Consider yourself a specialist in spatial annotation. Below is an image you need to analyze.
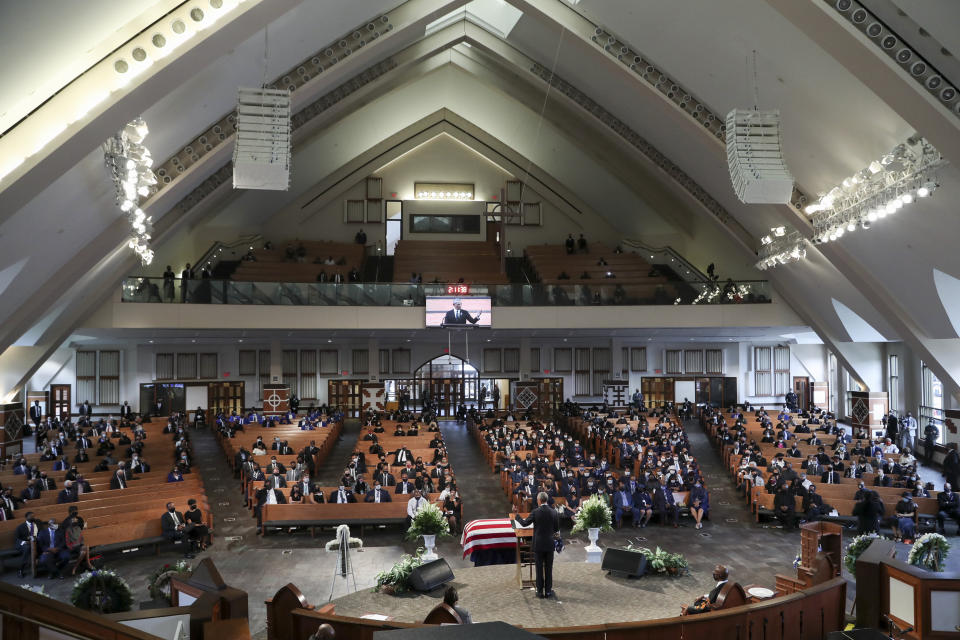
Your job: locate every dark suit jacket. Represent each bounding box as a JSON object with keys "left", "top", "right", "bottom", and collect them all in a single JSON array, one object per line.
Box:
[
  {"left": 330, "top": 489, "right": 357, "bottom": 503},
  {"left": 443, "top": 308, "right": 479, "bottom": 325},
  {"left": 255, "top": 488, "right": 287, "bottom": 507},
  {"left": 514, "top": 504, "right": 559, "bottom": 553},
  {"left": 110, "top": 475, "right": 128, "bottom": 490},
  {"left": 161, "top": 511, "right": 186, "bottom": 538},
  {"left": 364, "top": 488, "right": 392, "bottom": 502},
  {"left": 15, "top": 521, "right": 36, "bottom": 546}
]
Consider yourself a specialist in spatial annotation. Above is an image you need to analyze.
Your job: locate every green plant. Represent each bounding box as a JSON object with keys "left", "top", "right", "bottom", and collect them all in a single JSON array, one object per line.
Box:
[
  {"left": 571, "top": 494, "right": 614, "bottom": 534},
  {"left": 373, "top": 549, "right": 425, "bottom": 594},
  {"left": 71, "top": 569, "right": 133, "bottom": 613},
  {"left": 623, "top": 544, "right": 688, "bottom": 576},
  {"left": 405, "top": 503, "right": 451, "bottom": 541},
  {"left": 844, "top": 534, "right": 883, "bottom": 575},
  {"left": 147, "top": 560, "right": 192, "bottom": 603},
  {"left": 908, "top": 533, "right": 950, "bottom": 572}
]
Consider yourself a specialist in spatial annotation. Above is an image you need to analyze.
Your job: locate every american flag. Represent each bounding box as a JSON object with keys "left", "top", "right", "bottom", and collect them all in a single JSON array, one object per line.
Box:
[{"left": 461, "top": 518, "right": 517, "bottom": 558}]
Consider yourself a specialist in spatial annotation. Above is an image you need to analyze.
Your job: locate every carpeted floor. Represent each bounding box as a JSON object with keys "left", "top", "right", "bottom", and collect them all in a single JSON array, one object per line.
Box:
[{"left": 327, "top": 562, "right": 717, "bottom": 625}]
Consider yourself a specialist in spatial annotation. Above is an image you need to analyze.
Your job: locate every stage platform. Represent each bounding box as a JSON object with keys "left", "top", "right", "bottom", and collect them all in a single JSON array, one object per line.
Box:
[{"left": 329, "top": 561, "right": 718, "bottom": 627}]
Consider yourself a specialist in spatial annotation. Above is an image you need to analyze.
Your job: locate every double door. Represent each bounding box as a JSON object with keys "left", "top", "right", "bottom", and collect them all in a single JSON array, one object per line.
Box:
[{"left": 426, "top": 378, "right": 464, "bottom": 417}]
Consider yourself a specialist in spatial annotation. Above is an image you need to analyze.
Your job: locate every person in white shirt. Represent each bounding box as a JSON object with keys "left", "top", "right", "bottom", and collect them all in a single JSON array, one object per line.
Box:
[
  {"left": 883, "top": 439, "right": 900, "bottom": 455},
  {"left": 406, "top": 489, "right": 427, "bottom": 528},
  {"left": 899, "top": 449, "right": 917, "bottom": 467},
  {"left": 901, "top": 413, "right": 918, "bottom": 451}
]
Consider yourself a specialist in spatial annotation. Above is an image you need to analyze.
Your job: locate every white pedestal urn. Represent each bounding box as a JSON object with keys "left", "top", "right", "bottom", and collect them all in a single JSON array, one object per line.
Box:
[
  {"left": 585, "top": 527, "right": 602, "bottom": 563},
  {"left": 422, "top": 534, "right": 438, "bottom": 561}
]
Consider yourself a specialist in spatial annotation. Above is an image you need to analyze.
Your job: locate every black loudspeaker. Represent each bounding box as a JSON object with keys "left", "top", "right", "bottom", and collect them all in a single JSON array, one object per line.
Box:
[
  {"left": 409, "top": 558, "right": 455, "bottom": 592},
  {"left": 601, "top": 548, "right": 647, "bottom": 577}
]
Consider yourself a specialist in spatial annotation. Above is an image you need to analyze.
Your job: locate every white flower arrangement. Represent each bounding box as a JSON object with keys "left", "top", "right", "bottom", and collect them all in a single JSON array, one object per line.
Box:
[
  {"left": 325, "top": 523, "right": 363, "bottom": 551},
  {"left": 843, "top": 533, "right": 884, "bottom": 575},
  {"left": 907, "top": 533, "right": 950, "bottom": 572},
  {"left": 571, "top": 494, "right": 614, "bottom": 534}
]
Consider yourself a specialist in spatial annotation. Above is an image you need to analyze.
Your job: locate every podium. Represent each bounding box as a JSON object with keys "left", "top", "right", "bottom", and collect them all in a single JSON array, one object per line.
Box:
[
  {"left": 800, "top": 521, "right": 842, "bottom": 577},
  {"left": 514, "top": 527, "right": 535, "bottom": 589},
  {"left": 262, "top": 384, "right": 290, "bottom": 416}
]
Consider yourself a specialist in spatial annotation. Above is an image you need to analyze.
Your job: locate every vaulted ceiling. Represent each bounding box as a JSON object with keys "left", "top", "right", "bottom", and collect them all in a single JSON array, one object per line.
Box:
[{"left": 1, "top": 0, "right": 960, "bottom": 402}]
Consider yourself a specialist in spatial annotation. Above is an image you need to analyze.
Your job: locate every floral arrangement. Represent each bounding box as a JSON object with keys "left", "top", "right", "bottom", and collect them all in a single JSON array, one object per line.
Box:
[
  {"left": 571, "top": 494, "right": 614, "bottom": 534},
  {"left": 374, "top": 549, "right": 425, "bottom": 595},
  {"left": 405, "top": 503, "right": 451, "bottom": 541},
  {"left": 908, "top": 533, "right": 950, "bottom": 572},
  {"left": 326, "top": 523, "right": 363, "bottom": 551},
  {"left": 147, "top": 560, "right": 192, "bottom": 603},
  {"left": 624, "top": 544, "right": 689, "bottom": 575},
  {"left": 844, "top": 534, "right": 884, "bottom": 575},
  {"left": 793, "top": 549, "right": 802, "bottom": 569},
  {"left": 71, "top": 569, "right": 133, "bottom": 613}
]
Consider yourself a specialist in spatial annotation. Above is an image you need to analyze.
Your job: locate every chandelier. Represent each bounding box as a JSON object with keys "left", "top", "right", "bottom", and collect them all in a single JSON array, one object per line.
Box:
[{"left": 103, "top": 118, "right": 157, "bottom": 264}]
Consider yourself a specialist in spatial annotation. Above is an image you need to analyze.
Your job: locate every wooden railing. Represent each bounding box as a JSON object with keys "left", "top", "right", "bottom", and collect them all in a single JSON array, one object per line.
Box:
[{"left": 266, "top": 576, "right": 847, "bottom": 640}]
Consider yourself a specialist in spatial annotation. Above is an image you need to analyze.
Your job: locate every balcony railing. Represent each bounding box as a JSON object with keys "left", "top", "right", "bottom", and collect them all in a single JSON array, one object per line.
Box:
[{"left": 121, "top": 278, "right": 772, "bottom": 306}]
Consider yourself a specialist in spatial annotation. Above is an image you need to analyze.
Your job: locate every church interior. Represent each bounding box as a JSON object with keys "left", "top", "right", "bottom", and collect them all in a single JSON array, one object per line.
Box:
[{"left": 1, "top": 0, "right": 960, "bottom": 638}]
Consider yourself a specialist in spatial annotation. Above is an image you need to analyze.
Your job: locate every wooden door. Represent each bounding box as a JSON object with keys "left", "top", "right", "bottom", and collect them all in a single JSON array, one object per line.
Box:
[
  {"left": 328, "top": 380, "right": 362, "bottom": 417},
  {"left": 50, "top": 385, "right": 71, "bottom": 419},
  {"left": 793, "top": 377, "right": 810, "bottom": 410}
]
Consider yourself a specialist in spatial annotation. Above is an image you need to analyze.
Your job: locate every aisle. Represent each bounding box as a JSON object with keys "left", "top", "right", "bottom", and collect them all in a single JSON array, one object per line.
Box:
[{"left": 437, "top": 419, "right": 511, "bottom": 521}]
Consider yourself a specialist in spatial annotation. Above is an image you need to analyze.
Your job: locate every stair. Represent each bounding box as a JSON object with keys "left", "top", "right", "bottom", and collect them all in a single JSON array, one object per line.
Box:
[
  {"left": 506, "top": 256, "right": 538, "bottom": 284},
  {"left": 362, "top": 256, "right": 392, "bottom": 283},
  {"left": 212, "top": 260, "right": 239, "bottom": 279}
]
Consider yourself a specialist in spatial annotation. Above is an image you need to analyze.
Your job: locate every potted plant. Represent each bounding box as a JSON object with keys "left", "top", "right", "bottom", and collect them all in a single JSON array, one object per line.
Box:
[
  {"left": 374, "top": 549, "right": 425, "bottom": 595},
  {"left": 405, "top": 503, "right": 451, "bottom": 561},
  {"left": 572, "top": 494, "right": 613, "bottom": 562},
  {"left": 623, "top": 544, "right": 688, "bottom": 576}
]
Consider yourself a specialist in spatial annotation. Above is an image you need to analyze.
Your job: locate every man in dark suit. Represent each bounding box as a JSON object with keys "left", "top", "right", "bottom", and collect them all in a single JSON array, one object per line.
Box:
[
  {"left": 820, "top": 466, "right": 839, "bottom": 485},
  {"left": 936, "top": 483, "right": 960, "bottom": 534},
  {"left": 364, "top": 482, "right": 392, "bottom": 503},
  {"left": 393, "top": 447, "right": 412, "bottom": 465},
  {"left": 161, "top": 502, "right": 195, "bottom": 558},
  {"left": 254, "top": 482, "right": 287, "bottom": 526},
  {"left": 29, "top": 401, "right": 42, "bottom": 428},
  {"left": 682, "top": 565, "right": 730, "bottom": 615},
  {"left": 14, "top": 512, "right": 38, "bottom": 578},
  {"left": 79, "top": 401, "right": 92, "bottom": 418},
  {"left": 37, "top": 519, "right": 69, "bottom": 578},
  {"left": 110, "top": 469, "right": 129, "bottom": 490},
  {"left": 56, "top": 481, "right": 78, "bottom": 504},
  {"left": 120, "top": 401, "right": 133, "bottom": 420},
  {"left": 442, "top": 298, "right": 480, "bottom": 325},
  {"left": 513, "top": 492, "right": 559, "bottom": 598},
  {"left": 652, "top": 483, "right": 679, "bottom": 527},
  {"left": 331, "top": 484, "right": 357, "bottom": 504},
  {"left": 395, "top": 473, "right": 415, "bottom": 495}
]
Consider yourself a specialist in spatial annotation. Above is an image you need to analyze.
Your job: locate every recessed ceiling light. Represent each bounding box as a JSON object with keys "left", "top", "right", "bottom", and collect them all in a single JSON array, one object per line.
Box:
[
  {"left": 148, "top": 340, "right": 154, "bottom": 343},
  {"left": 238, "top": 339, "right": 243, "bottom": 343}
]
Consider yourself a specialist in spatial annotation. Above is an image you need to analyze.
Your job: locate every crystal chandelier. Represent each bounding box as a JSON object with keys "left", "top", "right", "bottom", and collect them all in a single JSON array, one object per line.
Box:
[{"left": 103, "top": 118, "right": 157, "bottom": 264}]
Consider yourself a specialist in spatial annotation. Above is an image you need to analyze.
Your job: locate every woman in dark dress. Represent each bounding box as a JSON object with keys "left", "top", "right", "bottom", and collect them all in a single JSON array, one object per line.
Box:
[
  {"left": 185, "top": 499, "right": 210, "bottom": 551},
  {"left": 63, "top": 506, "right": 95, "bottom": 575},
  {"left": 442, "top": 489, "right": 463, "bottom": 534}
]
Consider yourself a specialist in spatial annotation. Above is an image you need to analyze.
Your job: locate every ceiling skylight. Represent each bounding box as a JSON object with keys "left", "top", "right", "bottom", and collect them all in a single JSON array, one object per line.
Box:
[{"left": 426, "top": 0, "right": 523, "bottom": 38}]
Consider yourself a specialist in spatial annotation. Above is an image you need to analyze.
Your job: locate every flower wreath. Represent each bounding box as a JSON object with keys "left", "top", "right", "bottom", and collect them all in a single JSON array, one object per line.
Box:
[
  {"left": 147, "top": 560, "right": 192, "bottom": 603},
  {"left": 70, "top": 569, "right": 133, "bottom": 613},
  {"left": 843, "top": 533, "right": 884, "bottom": 575},
  {"left": 907, "top": 533, "right": 950, "bottom": 572}
]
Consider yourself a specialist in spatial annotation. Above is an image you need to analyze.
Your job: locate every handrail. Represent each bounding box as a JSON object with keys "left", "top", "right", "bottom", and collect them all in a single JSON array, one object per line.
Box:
[
  {"left": 121, "top": 278, "right": 773, "bottom": 306},
  {"left": 620, "top": 238, "right": 710, "bottom": 283},
  {"left": 193, "top": 234, "right": 264, "bottom": 275},
  {"left": 0, "top": 581, "right": 163, "bottom": 640},
  {"left": 283, "top": 577, "right": 846, "bottom": 639}
]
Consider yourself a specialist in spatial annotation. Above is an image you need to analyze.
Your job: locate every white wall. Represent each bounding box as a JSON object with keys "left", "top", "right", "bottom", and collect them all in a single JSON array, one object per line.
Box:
[{"left": 28, "top": 339, "right": 831, "bottom": 412}]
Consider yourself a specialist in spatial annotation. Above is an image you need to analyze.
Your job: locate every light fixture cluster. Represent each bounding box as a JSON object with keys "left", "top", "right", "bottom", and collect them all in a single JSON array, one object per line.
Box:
[
  {"left": 756, "top": 227, "right": 807, "bottom": 270},
  {"left": 726, "top": 109, "right": 795, "bottom": 204},
  {"left": 103, "top": 118, "right": 157, "bottom": 264},
  {"left": 804, "top": 136, "right": 946, "bottom": 244},
  {"left": 415, "top": 190, "right": 473, "bottom": 200}
]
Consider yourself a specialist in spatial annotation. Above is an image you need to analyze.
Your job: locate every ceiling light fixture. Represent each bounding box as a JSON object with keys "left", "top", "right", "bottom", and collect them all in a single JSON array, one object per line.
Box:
[{"left": 808, "top": 135, "right": 946, "bottom": 245}]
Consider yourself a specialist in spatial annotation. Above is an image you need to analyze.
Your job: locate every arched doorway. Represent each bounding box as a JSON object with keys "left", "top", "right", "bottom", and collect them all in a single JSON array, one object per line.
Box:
[{"left": 412, "top": 354, "right": 478, "bottom": 417}]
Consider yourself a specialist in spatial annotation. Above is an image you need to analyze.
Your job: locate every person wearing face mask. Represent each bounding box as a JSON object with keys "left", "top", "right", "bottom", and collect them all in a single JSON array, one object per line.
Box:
[
  {"left": 332, "top": 484, "right": 356, "bottom": 504},
  {"left": 161, "top": 502, "right": 195, "bottom": 558},
  {"left": 38, "top": 518, "right": 70, "bottom": 579},
  {"left": 894, "top": 491, "right": 919, "bottom": 543},
  {"left": 689, "top": 481, "right": 708, "bottom": 529},
  {"left": 185, "top": 499, "right": 210, "bottom": 551},
  {"left": 14, "top": 512, "right": 38, "bottom": 577},
  {"left": 442, "top": 488, "right": 462, "bottom": 534},
  {"left": 365, "top": 481, "right": 391, "bottom": 503}
]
